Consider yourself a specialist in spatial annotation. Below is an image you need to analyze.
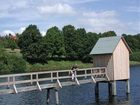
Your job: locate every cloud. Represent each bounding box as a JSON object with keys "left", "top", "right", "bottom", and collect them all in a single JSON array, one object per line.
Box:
[
  {"left": 38, "top": 3, "right": 76, "bottom": 15},
  {"left": 1, "top": 30, "right": 15, "bottom": 36},
  {"left": 19, "top": 27, "right": 26, "bottom": 34},
  {"left": 79, "top": 11, "right": 124, "bottom": 34},
  {"left": 62, "top": 0, "right": 99, "bottom": 4}
]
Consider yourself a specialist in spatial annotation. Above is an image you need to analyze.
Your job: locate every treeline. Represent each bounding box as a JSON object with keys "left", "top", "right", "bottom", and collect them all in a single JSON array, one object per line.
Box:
[
  {"left": 17, "top": 25, "right": 118, "bottom": 63},
  {"left": 0, "top": 24, "right": 140, "bottom": 63}
]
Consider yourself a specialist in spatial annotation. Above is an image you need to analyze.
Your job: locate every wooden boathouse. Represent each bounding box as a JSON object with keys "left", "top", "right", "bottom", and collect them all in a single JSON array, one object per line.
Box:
[
  {"left": 90, "top": 36, "right": 132, "bottom": 95},
  {"left": 0, "top": 36, "right": 131, "bottom": 104}
]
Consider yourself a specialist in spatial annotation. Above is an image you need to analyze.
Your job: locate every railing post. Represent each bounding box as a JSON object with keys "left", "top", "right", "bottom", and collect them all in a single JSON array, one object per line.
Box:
[
  {"left": 56, "top": 72, "right": 59, "bottom": 79},
  {"left": 30, "top": 74, "right": 33, "bottom": 85},
  {"left": 85, "top": 70, "right": 87, "bottom": 78},
  {"left": 7, "top": 76, "right": 10, "bottom": 88},
  {"left": 51, "top": 72, "right": 53, "bottom": 82},
  {"left": 13, "top": 76, "right": 18, "bottom": 94}
]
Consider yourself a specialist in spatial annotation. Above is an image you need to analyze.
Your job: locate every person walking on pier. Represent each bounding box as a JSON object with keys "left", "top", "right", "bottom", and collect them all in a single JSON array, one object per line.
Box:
[{"left": 71, "top": 64, "right": 78, "bottom": 81}]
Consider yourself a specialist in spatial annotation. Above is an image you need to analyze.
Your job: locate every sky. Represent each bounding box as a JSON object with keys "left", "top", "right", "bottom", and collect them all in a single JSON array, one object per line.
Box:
[{"left": 0, "top": 0, "right": 140, "bottom": 36}]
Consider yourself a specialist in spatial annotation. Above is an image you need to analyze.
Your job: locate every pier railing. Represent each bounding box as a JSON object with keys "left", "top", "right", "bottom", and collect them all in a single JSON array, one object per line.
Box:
[{"left": 0, "top": 67, "right": 109, "bottom": 94}]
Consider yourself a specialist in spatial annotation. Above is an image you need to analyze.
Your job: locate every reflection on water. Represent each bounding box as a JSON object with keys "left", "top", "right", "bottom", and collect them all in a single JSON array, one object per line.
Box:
[
  {"left": 0, "top": 66, "right": 140, "bottom": 105},
  {"left": 92, "top": 93, "right": 131, "bottom": 105}
]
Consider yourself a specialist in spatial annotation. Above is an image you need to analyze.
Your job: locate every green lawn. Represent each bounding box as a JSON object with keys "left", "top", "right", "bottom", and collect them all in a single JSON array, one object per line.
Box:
[
  {"left": 130, "top": 61, "right": 140, "bottom": 66},
  {"left": 27, "top": 60, "right": 93, "bottom": 72}
]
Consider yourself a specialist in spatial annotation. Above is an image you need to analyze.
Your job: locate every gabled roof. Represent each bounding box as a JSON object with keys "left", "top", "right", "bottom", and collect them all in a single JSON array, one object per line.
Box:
[{"left": 90, "top": 36, "right": 132, "bottom": 55}]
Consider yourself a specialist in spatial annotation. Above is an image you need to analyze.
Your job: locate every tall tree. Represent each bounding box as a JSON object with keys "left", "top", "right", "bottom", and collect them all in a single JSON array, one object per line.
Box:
[
  {"left": 18, "top": 25, "right": 47, "bottom": 63},
  {"left": 62, "top": 25, "right": 77, "bottom": 60},
  {"left": 44, "top": 26, "right": 65, "bottom": 58},
  {"left": 75, "top": 28, "right": 87, "bottom": 59}
]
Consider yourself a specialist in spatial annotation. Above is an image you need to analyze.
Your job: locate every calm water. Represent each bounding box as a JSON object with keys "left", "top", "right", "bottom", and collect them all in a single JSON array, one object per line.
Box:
[{"left": 0, "top": 66, "right": 140, "bottom": 105}]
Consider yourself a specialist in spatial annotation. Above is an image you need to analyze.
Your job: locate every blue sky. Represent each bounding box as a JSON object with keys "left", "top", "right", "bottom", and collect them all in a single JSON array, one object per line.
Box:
[{"left": 0, "top": 0, "right": 139, "bottom": 36}]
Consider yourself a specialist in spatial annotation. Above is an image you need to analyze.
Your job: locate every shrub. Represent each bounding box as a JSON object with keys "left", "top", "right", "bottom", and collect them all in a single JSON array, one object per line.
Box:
[
  {"left": 0, "top": 50, "right": 26, "bottom": 74},
  {"left": 82, "top": 55, "right": 93, "bottom": 63},
  {"left": 130, "top": 52, "right": 140, "bottom": 62}
]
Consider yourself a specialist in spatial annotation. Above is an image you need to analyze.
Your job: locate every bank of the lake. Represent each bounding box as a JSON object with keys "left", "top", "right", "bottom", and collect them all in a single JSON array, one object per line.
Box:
[{"left": 130, "top": 61, "right": 140, "bottom": 66}]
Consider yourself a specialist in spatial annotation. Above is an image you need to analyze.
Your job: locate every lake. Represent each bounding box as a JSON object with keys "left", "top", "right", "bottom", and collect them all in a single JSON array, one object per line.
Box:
[{"left": 0, "top": 66, "right": 140, "bottom": 105}]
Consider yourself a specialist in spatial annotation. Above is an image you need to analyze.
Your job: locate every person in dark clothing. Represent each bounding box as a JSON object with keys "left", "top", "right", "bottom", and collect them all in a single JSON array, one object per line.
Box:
[{"left": 71, "top": 64, "right": 78, "bottom": 81}]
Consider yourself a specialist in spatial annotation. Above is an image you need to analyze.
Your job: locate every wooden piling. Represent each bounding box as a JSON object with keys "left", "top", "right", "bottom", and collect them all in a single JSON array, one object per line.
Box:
[
  {"left": 47, "top": 89, "right": 50, "bottom": 104},
  {"left": 95, "top": 82, "right": 99, "bottom": 96},
  {"left": 55, "top": 89, "right": 59, "bottom": 105},
  {"left": 112, "top": 81, "right": 117, "bottom": 96},
  {"left": 126, "top": 79, "right": 130, "bottom": 94},
  {"left": 108, "top": 82, "right": 112, "bottom": 96}
]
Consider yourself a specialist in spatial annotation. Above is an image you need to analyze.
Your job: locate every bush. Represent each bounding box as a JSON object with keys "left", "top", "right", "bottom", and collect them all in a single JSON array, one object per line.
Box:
[
  {"left": 81, "top": 55, "right": 93, "bottom": 63},
  {"left": 130, "top": 52, "right": 140, "bottom": 62},
  {"left": 0, "top": 50, "right": 26, "bottom": 74}
]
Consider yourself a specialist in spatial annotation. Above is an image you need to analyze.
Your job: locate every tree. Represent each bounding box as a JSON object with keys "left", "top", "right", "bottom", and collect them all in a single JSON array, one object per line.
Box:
[
  {"left": 44, "top": 26, "right": 65, "bottom": 58},
  {"left": 18, "top": 24, "right": 48, "bottom": 63},
  {"left": 75, "top": 28, "right": 88, "bottom": 59},
  {"left": 82, "top": 32, "right": 99, "bottom": 62},
  {"left": 62, "top": 25, "right": 77, "bottom": 60},
  {"left": 101, "top": 31, "right": 117, "bottom": 37}
]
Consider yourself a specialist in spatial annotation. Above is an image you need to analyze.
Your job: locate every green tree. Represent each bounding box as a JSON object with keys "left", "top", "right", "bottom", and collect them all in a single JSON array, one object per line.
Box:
[
  {"left": 18, "top": 24, "right": 47, "bottom": 63},
  {"left": 75, "top": 28, "right": 88, "bottom": 59},
  {"left": 101, "top": 31, "right": 117, "bottom": 37},
  {"left": 62, "top": 25, "right": 77, "bottom": 60},
  {"left": 44, "top": 26, "right": 65, "bottom": 58}
]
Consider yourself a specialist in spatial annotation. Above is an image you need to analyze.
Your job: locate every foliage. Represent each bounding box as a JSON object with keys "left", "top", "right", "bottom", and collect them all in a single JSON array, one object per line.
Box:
[
  {"left": 0, "top": 49, "right": 26, "bottom": 74},
  {"left": 101, "top": 31, "right": 117, "bottom": 37},
  {"left": 44, "top": 26, "right": 65, "bottom": 57},
  {"left": 124, "top": 34, "right": 140, "bottom": 52},
  {"left": 63, "top": 25, "right": 77, "bottom": 60},
  {"left": 1, "top": 24, "right": 140, "bottom": 64},
  {"left": 130, "top": 52, "right": 140, "bottom": 62},
  {"left": 18, "top": 25, "right": 48, "bottom": 63},
  {"left": 0, "top": 35, "right": 18, "bottom": 50}
]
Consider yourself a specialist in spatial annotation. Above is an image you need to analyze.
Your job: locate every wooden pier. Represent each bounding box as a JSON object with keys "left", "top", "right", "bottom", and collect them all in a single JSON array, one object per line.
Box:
[
  {"left": 0, "top": 67, "right": 111, "bottom": 104},
  {"left": 0, "top": 67, "right": 109, "bottom": 94}
]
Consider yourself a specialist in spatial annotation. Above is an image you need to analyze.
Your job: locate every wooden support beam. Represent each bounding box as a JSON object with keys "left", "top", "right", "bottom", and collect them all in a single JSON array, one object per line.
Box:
[
  {"left": 126, "top": 79, "right": 130, "bottom": 94},
  {"left": 91, "top": 76, "right": 96, "bottom": 83},
  {"left": 57, "top": 79, "right": 62, "bottom": 88},
  {"left": 37, "top": 82, "right": 42, "bottom": 91},
  {"left": 13, "top": 84, "right": 18, "bottom": 94},
  {"left": 75, "top": 78, "right": 80, "bottom": 86}
]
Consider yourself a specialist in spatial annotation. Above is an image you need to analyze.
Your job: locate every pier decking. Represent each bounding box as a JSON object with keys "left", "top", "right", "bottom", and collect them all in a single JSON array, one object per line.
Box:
[{"left": 0, "top": 67, "right": 109, "bottom": 94}]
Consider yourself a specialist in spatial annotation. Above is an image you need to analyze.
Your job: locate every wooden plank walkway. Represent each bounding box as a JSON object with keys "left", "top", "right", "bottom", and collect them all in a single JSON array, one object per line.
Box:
[{"left": 0, "top": 67, "right": 109, "bottom": 94}]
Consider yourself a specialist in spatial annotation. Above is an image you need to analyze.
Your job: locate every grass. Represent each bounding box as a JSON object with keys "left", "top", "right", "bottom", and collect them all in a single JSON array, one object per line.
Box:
[
  {"left": 130, "top": 61, "right": 140, "bottom": 66},
  {"left": 27, "top": 60, "right": 93, "bottom": 72}
]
